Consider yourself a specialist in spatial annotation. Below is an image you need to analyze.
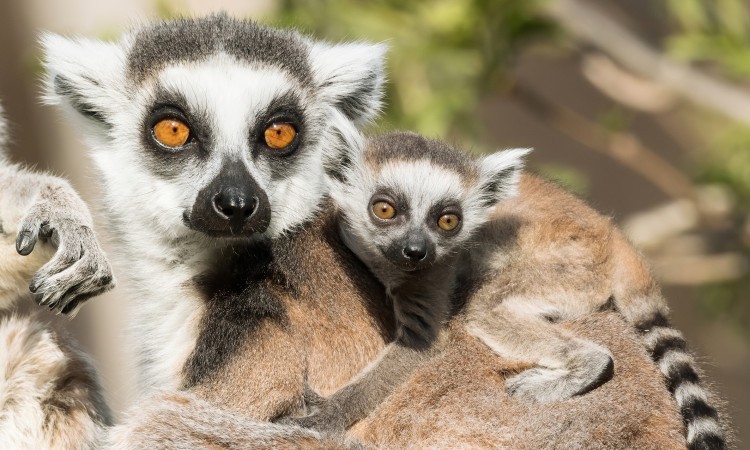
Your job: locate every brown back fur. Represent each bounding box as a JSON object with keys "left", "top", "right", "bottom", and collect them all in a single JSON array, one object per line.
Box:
[{"left": 180, "top": 177, "right": 690, "bottom": 447}]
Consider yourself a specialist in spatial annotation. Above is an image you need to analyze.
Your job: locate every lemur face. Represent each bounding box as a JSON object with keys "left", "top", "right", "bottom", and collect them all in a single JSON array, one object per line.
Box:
[
  {"left": 362, "top": 161, "right": 469, "bottom": 270},
  {"left": 334, "top": 132, "right": 530, "bottom": 274},
  {"left": 43, "top": 14, "right": 386, "bottom": 241},
  {"left": 124, "top": 54, "right": 319, "bottom": 239}
]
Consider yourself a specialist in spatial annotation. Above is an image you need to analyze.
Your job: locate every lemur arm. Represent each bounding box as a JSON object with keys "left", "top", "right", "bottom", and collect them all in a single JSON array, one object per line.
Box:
[
  {"left": 280, "top": 333, "right": 445, "bottom": 434},
  {"left": 281, "top": 272, "right": 453, "bottom": 435},
  {"left": 465, "top": 301, "right": 614, "bottom": 403}
]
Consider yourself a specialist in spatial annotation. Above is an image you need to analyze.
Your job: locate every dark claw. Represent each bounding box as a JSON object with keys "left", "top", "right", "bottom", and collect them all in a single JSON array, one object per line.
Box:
[
  {"left": 29, "top": 274, "right": 43, "bottom": 293},
  {"left": 16, "top": 230, "right": 37, "bottom": 256}
]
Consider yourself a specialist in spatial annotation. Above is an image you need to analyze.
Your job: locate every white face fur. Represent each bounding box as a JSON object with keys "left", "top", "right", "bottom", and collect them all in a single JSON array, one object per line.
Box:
[
  {"left": 41, "top": 15, "right": 386, "bottom": 252},
  {"left": 333, "top": 132, "right": 529, "bottom": 283}
]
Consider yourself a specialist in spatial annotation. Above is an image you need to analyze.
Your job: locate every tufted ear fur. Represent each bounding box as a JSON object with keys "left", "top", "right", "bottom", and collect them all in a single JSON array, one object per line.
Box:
[
  {"left": 41, "top": 33, "right": 129, "bottom": 128},
  {"left": 308, "top": 41, "right": 387, "bottom": 126},
  {"left": 321, "top": 110, "right": 367, "bottom": 186},
  {"left": 475, "top": 148, "right": 531, "bottom": 208}
]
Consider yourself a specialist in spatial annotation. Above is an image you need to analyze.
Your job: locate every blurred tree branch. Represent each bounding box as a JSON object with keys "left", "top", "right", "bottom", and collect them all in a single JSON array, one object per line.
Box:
[
  {"left": 506, "top": 80, "right": 696, "bottom": 200},
  {"left": 544, "top": 0, "right": 750, "bottom": 127}
]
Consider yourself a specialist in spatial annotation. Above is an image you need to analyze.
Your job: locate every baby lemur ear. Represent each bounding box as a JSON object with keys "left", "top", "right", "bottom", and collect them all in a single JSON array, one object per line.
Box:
[
  {"left": 41, "top": 33, "right": 128, "bottom": 127},
  {"left": 308, "top": 41, "right": 388, "bottom": 126},
  {"left": 476, "top": 148, "right": 532, "bottom": 207}
]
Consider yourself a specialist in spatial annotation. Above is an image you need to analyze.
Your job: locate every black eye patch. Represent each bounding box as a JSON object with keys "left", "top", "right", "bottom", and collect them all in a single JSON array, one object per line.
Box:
[
  {"left": 137, "top": 89, "right": 214, "bottom": 179},
  {"left": 251, "top": 92, "right": 313, "bottom": 178}
]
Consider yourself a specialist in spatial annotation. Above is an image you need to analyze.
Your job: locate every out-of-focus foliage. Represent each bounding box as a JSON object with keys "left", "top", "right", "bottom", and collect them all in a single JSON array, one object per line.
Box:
[
  {"left": 663, "top": 0, "right": 750, "bottom": 327},
  {"left": 272, "top": 0, "right": 750, "bottom": 332},
  {"left": 666, "top": 0, "right": 750, "bottom": 78},
  {"left": 274, "top": 0, "right": 555, "bottom": 141}
]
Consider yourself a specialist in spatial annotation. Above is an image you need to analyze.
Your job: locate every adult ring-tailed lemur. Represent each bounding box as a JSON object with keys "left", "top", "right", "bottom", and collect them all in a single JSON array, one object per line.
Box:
[
  {"left": 39, "top": 14, "right": 717, "bottom": 449},
  {"left": 0, "top": 101, "right": 114, "bottom": 448}
]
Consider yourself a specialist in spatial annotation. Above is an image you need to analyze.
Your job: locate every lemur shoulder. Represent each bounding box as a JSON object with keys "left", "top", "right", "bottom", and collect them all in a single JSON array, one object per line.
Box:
[
  {"left": 0, "top": 103, "right": 114, "bottom": 448},
  {"left": 42, "top": 15, "right": 700, "bottom": 449}
]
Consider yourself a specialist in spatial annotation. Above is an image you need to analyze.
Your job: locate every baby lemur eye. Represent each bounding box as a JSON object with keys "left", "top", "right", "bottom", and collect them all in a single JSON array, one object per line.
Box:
[
  {"left": 372, "top": 201, "right": 396, "bottom": 220},
  {"left": 153, "top": 118, "right": 190, "bottom": 148},
  {"left": 438, "top": 213, "right": 461, "bottom": 232},
  {"left": 264, "top": 122, "right": 297, "bottom": 150}
]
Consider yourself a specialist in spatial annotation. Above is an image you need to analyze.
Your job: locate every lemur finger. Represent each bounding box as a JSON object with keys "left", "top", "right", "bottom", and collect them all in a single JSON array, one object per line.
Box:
[
  {"left": 32, "top": 253, "right": 90, "bottom": 302},
  {"left": 59, "top": 289, "right": 104, "bottom": 316},
  {"left": 29, "top": 238, "right": 85, "bottom": 292},
  {"left": 45, "top": 278, "right": 87, "bottom": 311},
  {"left": 37, "top": 243, "right": 114, "bottom": 308},
  {"left": 60, "top": 298, "right": 81, "bottom": 316},
  {"left": 53, "top": 283, "right": 106, "bottom": 316},
  {"left": 52, "top": 266, "right": 114, "bottom": 314}
]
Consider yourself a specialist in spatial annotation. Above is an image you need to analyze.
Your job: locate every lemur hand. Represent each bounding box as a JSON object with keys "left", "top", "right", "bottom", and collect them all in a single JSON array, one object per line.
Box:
[{"left": 15, "top": 180, "right": 114, "bottom": 315}]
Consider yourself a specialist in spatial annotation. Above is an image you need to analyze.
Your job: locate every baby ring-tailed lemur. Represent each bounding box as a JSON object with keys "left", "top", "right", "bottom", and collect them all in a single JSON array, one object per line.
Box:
[
  {"left": 286, "top": 132, "right": 725, "bottom": 450},
  {"left": 280, "top": 132, "right": 528, "bottom": 432},
  {"left": 0, "top": 102, "right": 113, "bottom": 448}
]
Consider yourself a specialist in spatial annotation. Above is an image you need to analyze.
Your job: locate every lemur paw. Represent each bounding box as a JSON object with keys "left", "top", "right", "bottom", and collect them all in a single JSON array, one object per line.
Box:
[
  {"left": 15, "top": 183, "right": 115, "bottom": 315},
  {"left": 506, "top": 347, "right": 614, "bottom": 403}
]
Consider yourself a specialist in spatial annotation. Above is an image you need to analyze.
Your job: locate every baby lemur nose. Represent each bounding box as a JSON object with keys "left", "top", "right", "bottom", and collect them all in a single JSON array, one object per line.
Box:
[
  {"left": 212, "top": 188, "right": 258, "bottom": 223},
  {"left": 402, "top": 242, "right": 428, "bottom": 262}
]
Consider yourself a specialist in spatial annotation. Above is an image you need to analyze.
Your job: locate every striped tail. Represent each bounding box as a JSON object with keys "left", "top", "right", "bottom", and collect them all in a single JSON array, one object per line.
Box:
[{"left": 637, "top": 312, "right": 725, "bottom": 450}]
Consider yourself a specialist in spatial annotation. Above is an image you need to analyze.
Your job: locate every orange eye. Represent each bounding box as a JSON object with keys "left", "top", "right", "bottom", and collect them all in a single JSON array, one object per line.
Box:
[
  {"left": 153, "top": 119, "right": 190, "bottom": 148},
  {"left": 372, "top": 201, "right": 396, "bottom": 220},
  {"left": 438, "top": 214, "right": 460, "bottom": 231},
  {"left": 264, "top": 123, "right": 297, "bottom": 150}
]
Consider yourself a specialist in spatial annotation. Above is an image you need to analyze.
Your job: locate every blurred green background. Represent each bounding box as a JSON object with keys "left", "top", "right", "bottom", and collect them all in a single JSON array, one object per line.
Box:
[{"left": 0, "top": 0, "right": 747, "bottom": 445}]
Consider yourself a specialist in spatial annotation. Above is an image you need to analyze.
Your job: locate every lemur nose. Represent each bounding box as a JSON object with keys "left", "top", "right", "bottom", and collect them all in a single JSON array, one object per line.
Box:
[
  {"left": 213, "top": 188, "right": 258, "bottom": 222},
  {"left": 403, "top": 243, "right": 428, "bottom": 262}
]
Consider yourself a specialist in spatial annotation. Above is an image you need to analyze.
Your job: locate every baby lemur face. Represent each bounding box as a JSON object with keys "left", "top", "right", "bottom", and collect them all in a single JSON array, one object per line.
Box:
[
  {"left": 360, "top": 161, "right": 473, "bottom": 271},
  {"left": 334, "top": 132, "right": 529, "bottom": 281}
]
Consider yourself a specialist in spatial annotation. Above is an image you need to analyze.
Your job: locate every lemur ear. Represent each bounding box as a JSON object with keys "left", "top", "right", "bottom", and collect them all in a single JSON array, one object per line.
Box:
[
  {"left": 41, "top": 33, "right": 128, "bottom": 127},
  {"left": 476, "top": 148, "right": 531, "bottom": 207},
  {"left": 321, "top": 115, "right": 366, "bottom": 185},
  {"left": 309, "top": 41, "right": 387, "bottom": 126}
]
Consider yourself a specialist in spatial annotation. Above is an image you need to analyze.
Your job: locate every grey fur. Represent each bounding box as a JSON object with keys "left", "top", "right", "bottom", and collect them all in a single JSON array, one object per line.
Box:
[
  {"left": 127, "top": 13, "right": 313, "bottom": 86},
  {"left": 0, "top": 101, "right": 112, "bottom": 447},
  {"left": 365, "top": 131, "right": 476, "bottom": 178}
]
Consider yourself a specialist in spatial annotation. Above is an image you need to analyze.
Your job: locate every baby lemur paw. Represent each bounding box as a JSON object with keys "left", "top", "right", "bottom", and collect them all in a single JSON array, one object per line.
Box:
[
  {"left": 506, "top": 346, "right": 614, "bottom": 404},
  {"left": 15, "top": 183, "right": 115, "bottom": 315}
]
